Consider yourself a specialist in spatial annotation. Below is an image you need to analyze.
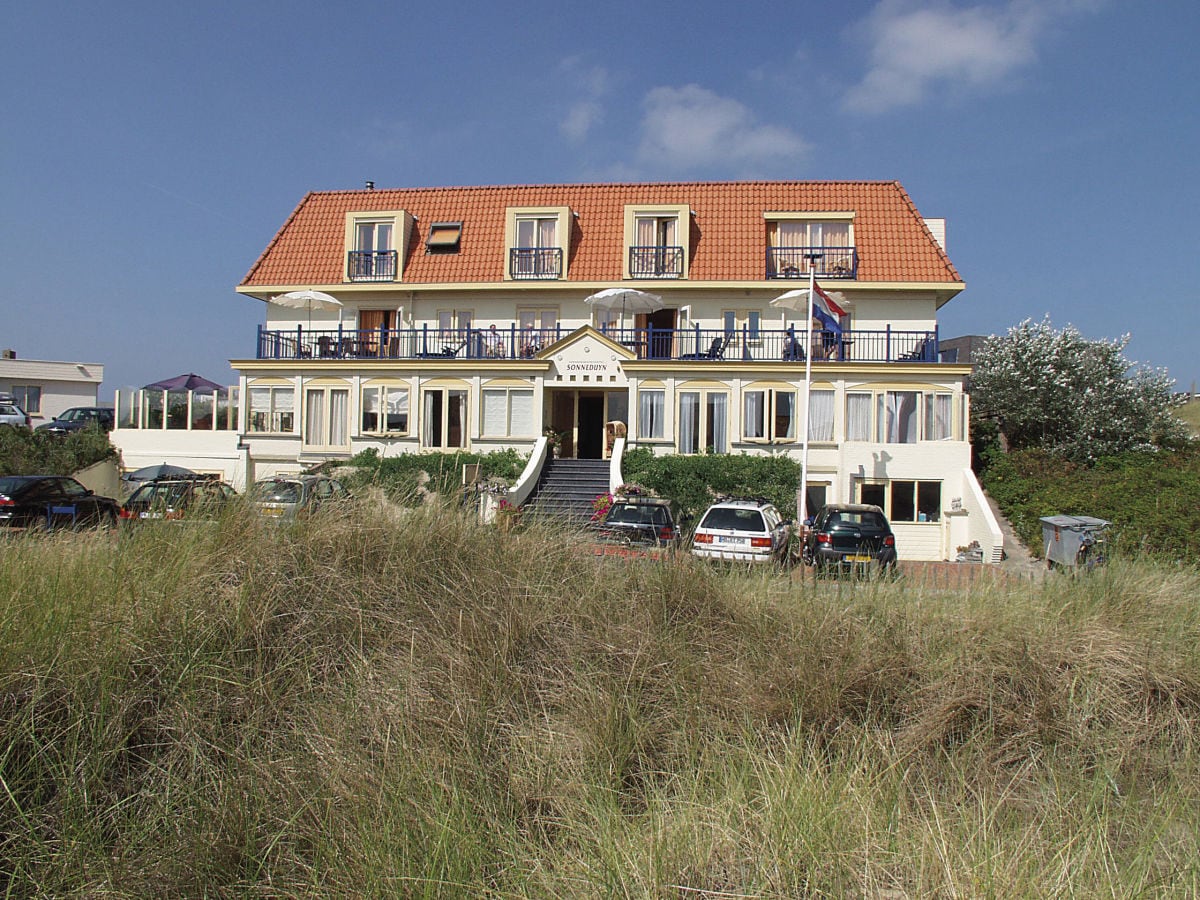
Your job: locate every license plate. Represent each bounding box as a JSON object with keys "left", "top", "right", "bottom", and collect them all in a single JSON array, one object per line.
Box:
[
  {"left": 139, "top": 511, "right": 163, "bottom": 519},
  {"left": 846, "top": 554, "right": 873, "bottom": 562},
  {"left": 717, "top": 535, "right": 745, "bottom": 545},
  {"left": 263, "top": 507, "right": 284, "bottom": 517}
]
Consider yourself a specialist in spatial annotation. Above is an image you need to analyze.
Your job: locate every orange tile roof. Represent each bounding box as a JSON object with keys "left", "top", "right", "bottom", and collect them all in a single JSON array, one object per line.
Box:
[{"left": 240, "top": 181, "right": 962, "bottom": 288}]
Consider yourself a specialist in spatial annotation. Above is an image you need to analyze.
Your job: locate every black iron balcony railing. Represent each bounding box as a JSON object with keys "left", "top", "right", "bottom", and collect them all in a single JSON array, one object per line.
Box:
[
  {"left": 256, "top": 324, "right": 937, "bottom": 364},
  {"left": 346, "top": 250, "right": 398, "bottom": 282},
  {"left": 767, "top": 246, "right": 859, "bottom": 279},
  {"left": 509, "top": 247, "right": 563, "bottom": 279},
  {"left": 629, "top": 245, "right": 684, "bottom": 278}
]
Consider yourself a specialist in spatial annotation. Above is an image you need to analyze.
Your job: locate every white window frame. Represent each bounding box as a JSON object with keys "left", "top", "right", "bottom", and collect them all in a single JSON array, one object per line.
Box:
[
  {"left": 248, "top": 385, "right": 295, "bottom": 434},
  {"left": 11, "top": 385, "right": 41, "bottom": 415},
  {"left": 361, "top": 383, "right": 410, "bottom": 435},
  {"left": 743, "top": 388, "right": 797, "bottom": 443},
  {"left": 678, "top": 389, "right": 729, "bottom": 454},
  {"left": 481, "top": 387, "right": 535, "bottom": 438},
  {"left": 637, "top": 389, "right": 666, "bottom": 441},
  {"left": 302, "top": 385, "right": 350, "bottom": 449},
  {"left": 858, "top": 479, "right": 942, "bottom": 523},
  {"left": 421, "top": 387, "right": 469, "bottom": 449}
]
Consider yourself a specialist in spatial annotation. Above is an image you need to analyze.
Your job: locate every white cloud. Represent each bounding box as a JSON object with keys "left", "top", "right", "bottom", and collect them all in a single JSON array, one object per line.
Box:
[
  {"left": 844, "top": 0, "right": 1094, "bottom": 114},
  {"left": 558, "top": 59, "right": 610, "bottom": 142},
  {"left": 637, "top": 85, "right": 808, "bottom": 169}
]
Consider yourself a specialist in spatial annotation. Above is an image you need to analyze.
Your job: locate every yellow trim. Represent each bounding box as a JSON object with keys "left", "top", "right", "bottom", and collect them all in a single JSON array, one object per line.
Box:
[
  {"left": 676, "top": 379, "right": 728, "bottom": 391},
  {"left": 300, "top": 376, "right": 351, "bottom": 388},
  {"left": 764, "top": 210, "right": 855, "bottom": 221},
  {"left": 246, "top": 376, "right": 294, "bottom": 387},
  {"left": 481, "top": 376, "right": 534, "bottom": 388},
  {"left": 504, "top": 206, "right": 572, "bottom": 281},
  {"left": 622, "top": 203, "right": 691, "bottom": 280},
  {"left": 420, "top": 377, "right": 471, "bottom": 390},
  {"left": 343, "top": 210, "right": 413, "bottom": 282},
  {"left": 361, "top": 376, "right": 411, "bottom": 386}
]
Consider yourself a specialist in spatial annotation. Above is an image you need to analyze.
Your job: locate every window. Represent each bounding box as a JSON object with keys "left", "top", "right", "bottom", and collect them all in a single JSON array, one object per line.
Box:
[
  {"left": 481, "top": 388, "right": 534, "bottom": 438},
  {"left": 679, "top": 390, "right": 728, "bottom": 454},
  {"left": 878, "top": 391, "right": 919, "bottom": 443},
  {"left": 858, "top": 480, "right": 941, "bottom": 522},
  {"left": 743, "top": 389, "right": 797, "bottom": 442},
  {"left": 248, "top": 386, "right": 295, "bottom": 433},
  {"left": 846, "top": 392, "right": 872, "bottom": 441},
  {"left": 770, "top": 219, "right": 854, "bottom": 276},
  {"left": 511, "top": 217, "right": 561, "bottom": 278},
  {"left": 625, "top": 205, "right": 688, "bottom": 278},
  {"left": 925, "top": 392, "right": 954, "bottom": 441},
  {"left": 350, "top": 219, "right": 397, "bottom": 280},
  {"left": 422, "top": 388, "right": 467, "bottom": 448},
  {"left": 11, "top": 386, "right": 40, "bottom": 415},
  {"left": 361, "top": 384, "right": 409, "bottom": 434},
  {"left": 808, "top": 389, "right": 835, "bottom": 441},
  {"left": 723, "top": 310, "right": 761, "bottom": 345},
  {"left": 303, "top": 386, "right": 350, "bottom": 448},
  {"left": 437, "top": 309, "right": 473, "bottom": 342},
  {"left": 426, "top": 221, "right": 462, "bottom": 253},
  {"left": 638, "top": 389, "right": 665, "bottom": 440},
  {"left": 516, "top": 309, "right": 557, "bottom": 356}
]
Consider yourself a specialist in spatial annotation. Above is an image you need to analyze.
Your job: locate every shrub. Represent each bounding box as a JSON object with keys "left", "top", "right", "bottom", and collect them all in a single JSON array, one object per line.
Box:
[
  {"left": 0, "top": 426, "right": 115, "bottom": 476},
  {"left": 620, "top": 448, "right": 802, "bottom": 519},
  {"left": 339, "top": 447, "right": 527, "bottom": 504}
]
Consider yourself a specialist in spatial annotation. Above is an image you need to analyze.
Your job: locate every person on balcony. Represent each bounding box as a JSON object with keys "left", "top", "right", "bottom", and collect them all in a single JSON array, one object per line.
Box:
[{"left": 485, "top": 324, "right": 505, "bottom": 357}]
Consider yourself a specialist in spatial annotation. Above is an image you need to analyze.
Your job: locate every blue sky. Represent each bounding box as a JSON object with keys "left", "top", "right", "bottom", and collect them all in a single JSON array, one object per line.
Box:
[{"left": 4, "top": 0, "right": 1198, "bottom": 393}]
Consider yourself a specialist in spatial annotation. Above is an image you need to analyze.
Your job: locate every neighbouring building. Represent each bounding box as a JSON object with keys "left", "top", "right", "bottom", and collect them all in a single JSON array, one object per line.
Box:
[
  {"left": 0, "top": 350, "right": 105, "bottom": 424},
  {"left": 115, "top": 180, "right": 1003, "bottom": 561}
]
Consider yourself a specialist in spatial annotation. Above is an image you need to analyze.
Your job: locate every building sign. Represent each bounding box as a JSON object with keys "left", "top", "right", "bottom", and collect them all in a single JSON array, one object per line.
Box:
[{"left": 549, "top": 333, "right": 628, "bottom": 384}]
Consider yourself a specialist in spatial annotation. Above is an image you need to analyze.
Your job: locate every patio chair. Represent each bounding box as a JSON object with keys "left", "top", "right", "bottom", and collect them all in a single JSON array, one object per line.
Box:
[
  {"left": 416, "top": 338, "right": 467, "bottom": 359},
  {"left": 680, "top": 336, "right": 728, "bottom": 361}
]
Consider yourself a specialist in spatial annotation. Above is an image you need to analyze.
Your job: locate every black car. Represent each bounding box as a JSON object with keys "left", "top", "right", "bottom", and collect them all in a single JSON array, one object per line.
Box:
[
  {"left": 120, "top": 475, "right": 238, "bottom": 524},
  {"left": 36, "top": 407, "right": 115, "bottom": 435},
  {"left": 593, "top": 496, "right": 683, "bottom": 553},
  {"left": 0, "top": 475, "right": 120, "bottom": 530},
  {"left": 802, "top": 503, "right": 897, "bottom": 573}
]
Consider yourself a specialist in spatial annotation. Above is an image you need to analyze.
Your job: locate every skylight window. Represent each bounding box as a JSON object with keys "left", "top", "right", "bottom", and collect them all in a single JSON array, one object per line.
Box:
[{"left": 426, "top": 221, "right": 462, "bottom": 253}]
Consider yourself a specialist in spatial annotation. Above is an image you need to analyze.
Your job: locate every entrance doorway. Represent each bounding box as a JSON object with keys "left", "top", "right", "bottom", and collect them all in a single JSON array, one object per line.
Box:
[
  {"left": 578, "top": 394, "right": 605, "bottom": 459},
  {"left": 546, "top": 389, "right": 630, "bottom": 460}
]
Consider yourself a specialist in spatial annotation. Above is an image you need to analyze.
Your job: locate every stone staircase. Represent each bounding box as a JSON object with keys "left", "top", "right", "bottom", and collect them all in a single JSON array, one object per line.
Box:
[{"left": 523, "top": 458, "right": 610, "bottom": 524}]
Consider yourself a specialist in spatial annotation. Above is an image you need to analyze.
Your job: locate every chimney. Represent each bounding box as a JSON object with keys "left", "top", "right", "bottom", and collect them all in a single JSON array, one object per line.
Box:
[
  {"left": 365, "top": 180, "right": 375, "bottom": 191},
  {"left": 1, "top": 349, "right": 15, "bottom": 359}
]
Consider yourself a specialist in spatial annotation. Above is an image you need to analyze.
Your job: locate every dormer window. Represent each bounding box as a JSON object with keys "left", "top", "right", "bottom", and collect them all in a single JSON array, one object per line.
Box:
[
  {"left": 505, "top": 206, "right": 570, "bottom": 280},
  {"left": 624, "top": 204, "right": 689, "bottom": 279},
  {"left": 345, "top": 210, "right": 411, "bottom": 282},
  {"left": 426, "top": 222, "right": 462, "bottom": 253},
  {"left": 766, "top": 213, "right": 856, "bottom": 279}
]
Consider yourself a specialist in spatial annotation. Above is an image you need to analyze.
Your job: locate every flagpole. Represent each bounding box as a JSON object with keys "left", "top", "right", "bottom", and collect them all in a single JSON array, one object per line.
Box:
[{"left": 799, "top": 253, "right": 821, "bottom": 530}]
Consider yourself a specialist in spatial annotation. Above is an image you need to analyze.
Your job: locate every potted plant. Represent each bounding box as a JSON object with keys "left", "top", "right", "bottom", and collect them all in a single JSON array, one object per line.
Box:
[{"left": 543, "top": 426, "right": 564, "bottom": 458}]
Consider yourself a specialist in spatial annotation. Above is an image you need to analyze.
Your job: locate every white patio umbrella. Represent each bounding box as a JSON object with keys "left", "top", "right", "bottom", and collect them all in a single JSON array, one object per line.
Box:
[
  {"left": 584, "top": 288, "right": 663, "bottom": 331},
  {"left": 268, "top": 290, "right": 343, "bottom": 327}
]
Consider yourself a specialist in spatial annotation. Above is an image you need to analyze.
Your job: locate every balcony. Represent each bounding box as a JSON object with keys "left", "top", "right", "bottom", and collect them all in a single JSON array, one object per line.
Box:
[
  {"left": 346, "top": 250, "right": 398, "bottom": 282},
  {"left": 509, "top": 247, "right": 563, "bottom": 279},
  {"left": 629, "top": 245, "right": 684, "bottom": 278},
  {"left": 767, "top": 246, "right": 858, "bottom": 279},
  {"left": 256, "top": 324, "right": 937, "bottom": 364}
]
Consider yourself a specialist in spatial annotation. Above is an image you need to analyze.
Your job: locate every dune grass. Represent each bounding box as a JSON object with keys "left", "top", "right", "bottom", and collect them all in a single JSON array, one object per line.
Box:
[{"left": 1, "top": 505, "right": 1198, "bottom": 896}]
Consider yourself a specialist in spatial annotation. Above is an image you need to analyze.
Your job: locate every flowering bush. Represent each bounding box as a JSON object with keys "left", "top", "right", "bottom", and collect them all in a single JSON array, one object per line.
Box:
[
  {"left": 971, "top": 318, "right": 1189, "bottom": 464},
  {"left": 590, "top": 492, "right": 613, "bottom": 521}
]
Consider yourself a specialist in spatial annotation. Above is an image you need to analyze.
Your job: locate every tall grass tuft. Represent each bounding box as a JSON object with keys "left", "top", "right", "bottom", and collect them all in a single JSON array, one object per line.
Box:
[{"left": 1, "top": 507, "right": 1198, "bottom": 896}]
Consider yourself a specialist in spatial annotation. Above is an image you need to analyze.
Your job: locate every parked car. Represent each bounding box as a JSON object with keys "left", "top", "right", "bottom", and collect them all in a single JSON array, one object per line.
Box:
[
  {"left": 690, "top": 497, "right": 792, "bottom": 564},
  {"left": 36, "top": 407, "right": 115, "bottom": 435},
  {"left": 592, "top": 496, "right": 684, "bottom": 556},
  {"left": 801, "top": 503, "right": 897, "bottom": 573},
  {"left": 0, "top": 475, "right": 120, "bottom": 530},
  {"left": 119, "top": 475, "right": 238, "bottom": 524},
  {"left": 0, "top": 402, "right": 31, "bottom": 428},
  {"left": 251, "top": 474, "right": 350, "bottom": 520}
]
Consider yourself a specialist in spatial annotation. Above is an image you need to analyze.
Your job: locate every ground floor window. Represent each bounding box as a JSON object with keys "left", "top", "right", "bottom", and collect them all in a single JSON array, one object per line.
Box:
[
  {"left": 744, "top": 389, "right": 797, "bottom": 442},
  {"left": 303, "top": 387, "right": 349, "bottom": 448},
  {"left": 859, "top": 479, "right": 941, "bottom": 522},
  {"left": 679, "top": 390, "right": 728, "bottom": 454},
  {"left": 362, "top": 384, "right": 409, "bottom": 434},
  {"left": 482, "top": 387, "right": 534, "bottom": 437},
  {"left": 925, "top": 392, "right": 954, "bottom": 441},
  {"left": 11, "top": 386, "right": 40, "bottom": 415},
  {"left": 249, "top": 385, "right": 295, "bottom": 433},
  {"left": 879, "top": 390, "right": 919, "bottom": 443},
  {"left": 638, "top": 389, "right": 665, "bottom": 440},
  {"left": 422, "top": 388, "right": 467, "bottom": 448}
]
